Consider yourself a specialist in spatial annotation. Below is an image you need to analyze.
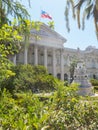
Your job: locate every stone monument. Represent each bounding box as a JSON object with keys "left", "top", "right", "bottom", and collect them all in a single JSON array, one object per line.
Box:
[{"left": 73, "top": 61, "right": 94, "bottom": 96}]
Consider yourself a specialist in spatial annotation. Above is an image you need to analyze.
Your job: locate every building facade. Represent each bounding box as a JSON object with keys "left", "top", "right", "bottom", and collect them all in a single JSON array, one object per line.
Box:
[{"left": 9, "top": 24, "right": 98, "bottom": 81}]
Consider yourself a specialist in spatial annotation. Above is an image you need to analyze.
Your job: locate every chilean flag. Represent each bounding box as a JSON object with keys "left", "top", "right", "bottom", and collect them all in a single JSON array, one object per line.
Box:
[{"left": 41, "top": 10, "right": 52, "bottom": 20}]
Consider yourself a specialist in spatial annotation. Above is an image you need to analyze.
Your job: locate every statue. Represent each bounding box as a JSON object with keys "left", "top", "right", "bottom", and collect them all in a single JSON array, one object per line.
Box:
[{"left": 73, "top": 61, "right": 94, "bottom": 96}]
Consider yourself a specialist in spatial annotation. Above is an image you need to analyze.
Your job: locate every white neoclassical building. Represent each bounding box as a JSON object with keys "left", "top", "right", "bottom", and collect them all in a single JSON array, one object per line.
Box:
[{"left": 9, "top": 23, "right": 98, "bottom": 81}]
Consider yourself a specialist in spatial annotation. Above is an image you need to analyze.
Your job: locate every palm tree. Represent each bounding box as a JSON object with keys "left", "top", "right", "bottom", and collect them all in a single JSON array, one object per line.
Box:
[
  {"left": 65, "top": 0, "right": 98, "bottom": 39},
  {"left": 0, "top": 0, "right": 30, "bottom": 26}
]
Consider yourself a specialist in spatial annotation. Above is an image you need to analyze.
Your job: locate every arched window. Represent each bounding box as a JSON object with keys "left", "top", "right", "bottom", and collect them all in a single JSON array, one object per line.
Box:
[
  {"left": 93, "top": 74, "right": 96, "bottom": 79},
  {"left": 57, "top": 73, "right": 61, "bottom": 80},
  {"left": 64, "top": 73, "right": 68, "bottom": 81}
]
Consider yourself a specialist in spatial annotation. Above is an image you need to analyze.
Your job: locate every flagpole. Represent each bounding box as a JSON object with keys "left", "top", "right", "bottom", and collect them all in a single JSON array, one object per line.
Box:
[{"left": 39, "top": 6, "right": 42, "bottom": 22}]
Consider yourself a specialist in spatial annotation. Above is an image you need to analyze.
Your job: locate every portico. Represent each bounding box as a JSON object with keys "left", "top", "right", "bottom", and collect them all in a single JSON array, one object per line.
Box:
[{"left": 16, "top": 44, "right": 65, "bottom": 81}]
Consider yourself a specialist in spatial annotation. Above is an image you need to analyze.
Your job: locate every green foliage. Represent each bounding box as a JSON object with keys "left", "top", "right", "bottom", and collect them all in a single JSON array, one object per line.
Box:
[
  {"left": 0, "top": 21, "right": 42, "bottom": 92},
  {"left": 0, "top": 24, "right": 22, "bottom": 89},
  {"left": 90, "top": 78, "right": 98, "bottom": 91},
  {"left": 47, "top": 21, "right": 55, "bottom": 29},
  {"left": 0, "top": 0, "right": 30, "bottom": 26},
  {"left": 17, "top": 20, "right": 42, "bottom": 55},
  {"left": 90, "top": 78, "right": 98, "bottom": 86},
  {"left": 44, "top": 84, "right": 98, "bottom": 130},
  {"left": 0, "top": 24, "right": 22, "bottom": 54},
  {"left": 2, "top": 64, "right": 58, "bottom": 93},
  {"left": 1, "top": 84, "right": 98, "bottom": 129},
  {"left": 18, "top": 20, "right": 42, "bottom": 37},
  {"left": 0, "top": 89, "right": 49, "bottom": 130}
]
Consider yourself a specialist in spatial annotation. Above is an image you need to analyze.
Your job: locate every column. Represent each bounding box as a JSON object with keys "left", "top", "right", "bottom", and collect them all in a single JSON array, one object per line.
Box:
[
  {"left": 61, "top": 49, "right": 64, "bottom": 81},
  {"left": 13, "top": 54, "right": 16, "bottom": 65},
  {"left": 34, "top": 45, "right": 38, "bottom": 65},
  {"left": 24, "top": 45, "right": 28, "bottom": 64},
  {"left": 67, "top": 54, "right": 70, "bottom": 66},
  {"left": 68, "top": 73, "right": 71, "bottom": 83},
  {"left": 44, "top": 47, "right": 47, "bottom": 68},
  {"left": 53, "top": 48, "right": 56, "bottom": 77}
]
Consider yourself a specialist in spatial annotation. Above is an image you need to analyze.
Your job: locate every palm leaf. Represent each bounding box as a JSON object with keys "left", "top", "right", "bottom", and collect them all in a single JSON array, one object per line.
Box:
[
  {"left": 82, "top": 3, "right": 93, "bottom": 29},
  {"left": 93, "top": 5, "right": 98, "bottom": 39},
  {"left": 65, "top": 0, "right": 75, "bottom": 32},
  {"left": 75, "top": 0, "right": 86, "bottom": 28},
  {"left": 65, "top": 0, "right": 98, "bottom": 40}
]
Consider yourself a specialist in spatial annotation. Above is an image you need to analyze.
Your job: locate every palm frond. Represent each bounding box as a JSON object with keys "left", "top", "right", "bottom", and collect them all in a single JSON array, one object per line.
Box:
[
  {"left": 82, "top": 3, "right": 93, "bottom": 29},
  {"left": 65, "top": 0, "right": 98, "bottom": 40},
  {"left": 75, "top": 0, "right": 86, "bottom": 28},
  {"left": 93, "top": 4, "right": 98, "bottom": 39},
  {"left": 65, "top": 0, "right": 75, "bottom": 32}
]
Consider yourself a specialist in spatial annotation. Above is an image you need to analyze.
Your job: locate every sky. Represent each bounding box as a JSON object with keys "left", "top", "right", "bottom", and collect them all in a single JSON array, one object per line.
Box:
[{"left": 21, "top": 0, "right": 98, "bottom": 50}]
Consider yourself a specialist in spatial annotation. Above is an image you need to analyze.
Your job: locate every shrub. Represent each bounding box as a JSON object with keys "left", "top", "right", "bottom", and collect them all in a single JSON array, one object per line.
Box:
[
  {"left": 2, "top": 64, "right": 58, "bottom": 93},
  {"left": 0, "top": 89, "right": 49, "bottom": 130},
  {"left": 0, "top": 24, "right": 22, "bottom": 91},
  {"left": 90, "top": 78, "right": 98, "bottom": 86},
  {"left": 90, "top": 78, "right": 98, "bottom": 90},
  {"left": 42, "top": 84, "right": 98, "bottom": 130},
  {"left": 1, "top": 84, "right": 98, "bottom": 130}
]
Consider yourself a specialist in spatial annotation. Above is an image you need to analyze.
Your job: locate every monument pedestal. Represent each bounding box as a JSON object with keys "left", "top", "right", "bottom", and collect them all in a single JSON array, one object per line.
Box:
[{"left": 78, "top": 86, "right": 94, "bottom": 96}]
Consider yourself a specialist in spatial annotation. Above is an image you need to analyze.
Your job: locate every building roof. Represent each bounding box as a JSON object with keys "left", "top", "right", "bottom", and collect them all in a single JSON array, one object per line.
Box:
[{"left": 30, "top": 23, "right": 67, "bottom": 48}]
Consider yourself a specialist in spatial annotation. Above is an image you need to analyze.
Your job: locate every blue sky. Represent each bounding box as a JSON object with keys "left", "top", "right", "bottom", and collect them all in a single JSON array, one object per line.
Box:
[{"left": 21, "top": 0, "right": 98, "bottom": 50}]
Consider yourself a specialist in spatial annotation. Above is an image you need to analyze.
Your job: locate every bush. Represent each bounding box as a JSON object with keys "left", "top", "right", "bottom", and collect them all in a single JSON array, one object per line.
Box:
[
  {"left": 0, "top": 24, "right": 22, "bottom": 93},
  {"left": 1, "top": 84, "right": 98, "bottom": 130},
  {"left": 90, "top": 78, "right": 98, "bottom": 91},
  {"left": 90, "top": 78, "right": 98, "bottom": 86},
  {"left": 43, "top": 84, "right": 98, "bottom": 130},
  {"left": 0, "top": 89, "right": 48, "bottom": 130},
  {"left": 2, "top": 64, "right": 58, "bottom": 93}
]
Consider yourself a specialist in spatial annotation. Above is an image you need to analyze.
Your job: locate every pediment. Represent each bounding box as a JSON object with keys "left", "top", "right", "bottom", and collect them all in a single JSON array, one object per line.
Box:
[{"left": 30, "top": 23, "right": 66, "bottom": 43}]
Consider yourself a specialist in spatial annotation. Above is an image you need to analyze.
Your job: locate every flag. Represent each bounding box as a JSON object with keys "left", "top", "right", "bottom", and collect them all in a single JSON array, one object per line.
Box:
[{"left": 41, "top": 10, "right": 52, "bottom": 20}]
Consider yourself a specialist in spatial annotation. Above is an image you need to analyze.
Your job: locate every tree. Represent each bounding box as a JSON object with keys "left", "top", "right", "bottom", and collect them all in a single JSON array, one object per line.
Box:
[
  {"left": 0, "top": 24, "right": 22, "bottom": 89},
  {"left": 0, "top": 19, "right": 42, "bottom": 91},
  {"left": 0, "top": 0, "right": 43, "bottom": 91},
  {"left": 65, "top": 0, "right": 98, "bottom": 39},
  {"left": 69, "top": 60, "right": 78, "bottom": 83},
  {"left": 0, "top": 0, "right": 30, "bottom": 26},
  {"left": 48, "top": 21, "right": 55, "bottom": 29}
]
